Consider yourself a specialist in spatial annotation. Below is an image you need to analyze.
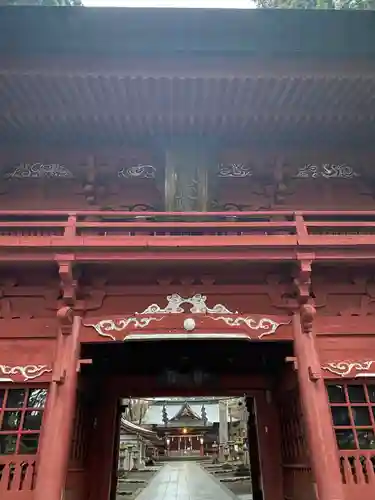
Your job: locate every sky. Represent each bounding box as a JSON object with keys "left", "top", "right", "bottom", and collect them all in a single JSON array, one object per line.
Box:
[{"left": 83, "top": 0, "right": 252, "bottom": 7}]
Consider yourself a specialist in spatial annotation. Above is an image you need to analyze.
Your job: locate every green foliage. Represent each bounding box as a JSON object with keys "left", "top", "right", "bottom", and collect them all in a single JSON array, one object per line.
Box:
[
  {"left": 0, "top": 0, "right": 82, "bottom": 5},
  {"left": 256, "top": 0, "right": 375, "bottom": 8}
]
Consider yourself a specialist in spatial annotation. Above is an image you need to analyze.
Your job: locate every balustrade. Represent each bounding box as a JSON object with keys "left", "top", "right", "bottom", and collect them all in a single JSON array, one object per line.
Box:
[
  {"left": 0, "top": 455, "right": 36, "bottom": 498},
  {"left": 0, "top": 210, "right": 373, "bottom": 256},
  {"left": 340, "top": 451, "right": 375, "bottom": 497}
]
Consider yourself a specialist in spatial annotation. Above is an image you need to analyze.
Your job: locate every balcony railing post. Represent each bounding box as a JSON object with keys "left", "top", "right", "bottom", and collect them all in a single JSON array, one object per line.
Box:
[
  {"left": 64, "top": 213, "right": 77, "bottom": 238},
  {"left": 295, "top": 212, "right": 308, "bottom": 240}
]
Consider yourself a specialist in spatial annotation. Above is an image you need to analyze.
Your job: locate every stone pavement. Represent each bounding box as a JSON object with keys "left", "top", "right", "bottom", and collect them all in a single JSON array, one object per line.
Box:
[{"left": 135, "top": 461, "right": 238, "bottom": 500}]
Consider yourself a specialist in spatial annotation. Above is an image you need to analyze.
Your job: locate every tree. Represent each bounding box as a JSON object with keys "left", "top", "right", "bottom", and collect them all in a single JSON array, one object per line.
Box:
[
  {"left": 256, "top": 0, "right": 375, "bottom": 9},
  {"left": 0, "top": 0, "right": 82, "bottom": 5}
]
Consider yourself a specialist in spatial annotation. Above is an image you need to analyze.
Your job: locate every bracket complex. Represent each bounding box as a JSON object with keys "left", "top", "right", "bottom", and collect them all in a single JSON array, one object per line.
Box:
[
  {"left": 294, "top": 257, "right": 316, "bottom": 334},
  {"left": 56, "top": 258, "right": 78, "bottom": 335}
]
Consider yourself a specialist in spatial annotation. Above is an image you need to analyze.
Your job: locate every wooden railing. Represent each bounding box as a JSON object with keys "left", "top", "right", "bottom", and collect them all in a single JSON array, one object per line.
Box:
[
  {"left": 282, "top": 453, "right": 375, "bottom": 500},
  {"left": 0, "top": 210, "right": 374, "bottom": 258},
  {"left": 0, "top": 455, "right": 36, "bottom": 499},
  {"left": 340, "top": 451, "right": 375, "bottom": 498}
]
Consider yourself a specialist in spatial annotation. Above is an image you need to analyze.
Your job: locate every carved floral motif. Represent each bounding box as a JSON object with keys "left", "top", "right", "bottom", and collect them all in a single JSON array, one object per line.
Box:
[
  {"left": 295, "top": 164, "right": 359, "bottom": 179},
  {"left": 86, "top": 294, "right": 285, "bottom": 341},
  {"left": 118, "top": 164, "right": 156, "bottom": 179},
  {"left": 218, "top": 163, "right": 253, "bottom": 178},
  {"left": 0, "top": 364, "right": 52, "bottom": 381},
  {"left": 321, "top": 361, "right": 374, "bottom": 377},
  {"left": 5, "top": 163, "right": 74, "bottom": 179}
]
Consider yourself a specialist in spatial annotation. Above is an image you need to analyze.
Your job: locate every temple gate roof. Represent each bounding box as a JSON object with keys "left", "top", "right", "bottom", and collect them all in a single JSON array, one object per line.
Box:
[{"left": 1, "top": 8, "right": 375, "bottom": 147}]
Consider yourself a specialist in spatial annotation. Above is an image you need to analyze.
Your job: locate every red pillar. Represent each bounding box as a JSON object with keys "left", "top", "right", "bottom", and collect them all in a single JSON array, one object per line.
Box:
[
  {"left": 34, "top": 312, "right": 81, "bottom": 500},
  {"left": 293, "top": 311, "right": 345, "bottom": 500}
]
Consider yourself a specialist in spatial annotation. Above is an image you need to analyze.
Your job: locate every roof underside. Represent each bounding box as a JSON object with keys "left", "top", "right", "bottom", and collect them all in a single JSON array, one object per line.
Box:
[
  {"left": 2, "top": 66, "right": 375, "bottom": 147},
  {"left": 1, "top": 8, "right": 375, "bottom": 147},
  {"left": 121, "top": 418, "right": 158, "bottom": 436}
]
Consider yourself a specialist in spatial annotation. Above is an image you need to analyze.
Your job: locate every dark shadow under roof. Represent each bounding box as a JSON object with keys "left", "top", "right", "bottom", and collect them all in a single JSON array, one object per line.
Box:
[{"left": 1, "top": 7, "right": 375, "bottom": 57}]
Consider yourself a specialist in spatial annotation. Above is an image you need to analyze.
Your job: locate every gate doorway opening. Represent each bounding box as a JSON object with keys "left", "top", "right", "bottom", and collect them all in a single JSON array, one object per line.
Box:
[
  {"left": 71, "top": 338, "right": 303, "bottom": 500},
  {"left": 118, "top": 394, "right": 258, "bottom": 500}
]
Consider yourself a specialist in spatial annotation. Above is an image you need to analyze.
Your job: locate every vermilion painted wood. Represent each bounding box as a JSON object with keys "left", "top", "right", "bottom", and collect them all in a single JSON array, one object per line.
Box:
[
  {"left": 2, "top": 48, "right": 375, "bottom": 500},
  {"left": 0, "top": 211, "right": 375, "bottom": 264},
  {"left": 33, "top": 317, "right": 81, "bottom": 500},
  {"left": 292, "top": 313, "right": 345, "bottom": 500},
  {"left": 80, "top": 313, "right": 292, "bottom": 342},
  {"left": 0, "top": 455, "right": 36, "bottom": 499},
  {"left": 2, "top": 211, "right": 375, "bottom": 499}
]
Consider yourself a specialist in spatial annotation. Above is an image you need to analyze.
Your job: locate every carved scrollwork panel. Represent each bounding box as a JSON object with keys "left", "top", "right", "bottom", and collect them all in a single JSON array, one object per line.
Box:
[
  {"left": 321, "top": 361, "right": 375, "bottom": 377},
  {"left": 118, "top": 164, "right": 156, "bottom": 179},
  {"left": 209, "top": 316, "right": 282, "bottom": 339},
  {"left": 0, "top": 364, "right": 52, "bottom": 382},
  {"left": 84, "top": 293, "right": 289, "bottom": 341},
  {"left": 217, "top": 163, "right": 253, "bottom": 178},
  {"left": 4, "top": 163, "right": 74, "bottom": 179},
  {"left": 295, "top": 164, "right": 360, "bottom": 179},
  {"left": 86, "top": 317, "right": 165, "bottom": 341}
]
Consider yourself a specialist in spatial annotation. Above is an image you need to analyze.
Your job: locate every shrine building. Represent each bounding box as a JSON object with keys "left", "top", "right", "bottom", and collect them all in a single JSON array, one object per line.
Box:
[
  {"left": 1, "top": 6, "right": 375, "bottom": 500},
  {"left": 143, "top": 398, "right": 223, "bottom": 456}
]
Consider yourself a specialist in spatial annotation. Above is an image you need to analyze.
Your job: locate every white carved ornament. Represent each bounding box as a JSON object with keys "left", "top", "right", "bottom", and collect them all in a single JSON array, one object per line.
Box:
[
  {"left": 321, "top": 361, "right": 374, "bottom": 377},
  {"left": 295, "top": 164, "right": 359, "bottom": 179},
  {"left": 140, "top": 294, "right": 235, "bottom": 314},
  {"left": 218, "top": 163, "right": 253, "bottom": 178},
  {"left": 88, "top": 317, "right": 165, "bottom": 341},
  {"left": 5, "top": 163, "right": 74, "bottom": 179},
  {"left": 118, "top": 164, "right": 156, "bottom": 179},
  {"left": 86, "top": 294, "right": 283, "bottom": 341},
  {"left": 210, "top": 316, "right": 280, "bottom": 338},
  {"left": 0, "top": 364, "right": 52, "bottom": 382}
]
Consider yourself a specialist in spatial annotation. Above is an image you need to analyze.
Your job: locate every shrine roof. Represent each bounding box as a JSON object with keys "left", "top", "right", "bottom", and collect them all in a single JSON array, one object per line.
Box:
[
  {"left": 143, "top": 401, "right": 222, "bottom": 426},
  {"left": 169, "top": 402, "right": 202, "bottom": 422},
  {"left": 0, "top": 7, "right": 375, "bottom": 57}
]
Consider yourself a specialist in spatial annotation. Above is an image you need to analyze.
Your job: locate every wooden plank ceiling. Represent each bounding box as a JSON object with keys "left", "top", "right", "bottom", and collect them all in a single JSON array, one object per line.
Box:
[{"left": 1, "top": 71, "right": 375, "bottom": 145}]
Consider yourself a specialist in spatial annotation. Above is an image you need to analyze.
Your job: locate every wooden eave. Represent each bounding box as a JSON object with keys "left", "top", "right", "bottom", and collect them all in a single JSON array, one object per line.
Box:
[
  {"left": 1, "top": 8, "right": 375, "bottom": 146},
  {"left": 160, "top": 421, "right": 209, "bottom": 429},
  {"left": 120, "top": 418, "right": 158, "bottom": 438},
  {"left": 1, "top": 66, "right": 375, "bottom": 146}
]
